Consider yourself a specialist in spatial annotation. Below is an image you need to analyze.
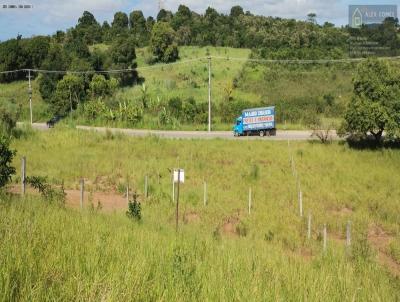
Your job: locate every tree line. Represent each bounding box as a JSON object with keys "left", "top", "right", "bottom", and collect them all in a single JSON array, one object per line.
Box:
[
  {"left": 1, "top": 5, "right": 399, "bottom": 81},
  {"left": 0, "top": 5, "right": 399, "bottom": 127}
]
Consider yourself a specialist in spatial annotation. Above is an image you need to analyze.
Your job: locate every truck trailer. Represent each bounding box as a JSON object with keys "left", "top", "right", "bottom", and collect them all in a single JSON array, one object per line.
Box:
[{"left": 233, "top": 106, "right": 276, "bottom": 137}]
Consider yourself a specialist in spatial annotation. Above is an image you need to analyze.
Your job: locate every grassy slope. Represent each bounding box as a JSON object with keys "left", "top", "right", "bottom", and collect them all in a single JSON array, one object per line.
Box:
[
  {"left": 0, "top": 46, "right": 250, "bottom": 128},
  {"left": 117, "top": 46, "right": 251, "bottom": 130},
  {"left": 0, "top": 80, "right": 48, "bottom": 122},
  {"left": 237, "top": 63, "right": 353, "bottom": 108},
  {"left": 2, "top": 128, "right": 400, "bottom": 300},
  {"left": 1, "top": 47, "right": 399, "bottom": 131}
]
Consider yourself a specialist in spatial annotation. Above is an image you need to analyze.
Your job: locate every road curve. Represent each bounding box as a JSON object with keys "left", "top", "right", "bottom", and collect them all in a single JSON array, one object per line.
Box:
[{"left": 22, "top": 123, "right": 339, "bottom": 141}]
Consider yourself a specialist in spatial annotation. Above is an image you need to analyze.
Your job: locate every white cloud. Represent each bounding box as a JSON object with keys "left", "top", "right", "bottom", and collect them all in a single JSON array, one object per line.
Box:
[{"left": 30, "top": 0, "right": 129, "bottom": 25}]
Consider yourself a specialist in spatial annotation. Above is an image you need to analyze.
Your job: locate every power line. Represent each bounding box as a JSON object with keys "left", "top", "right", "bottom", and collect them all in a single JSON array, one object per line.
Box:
[
  {"left": 0, "top": 58, "right": 208, "bottom": 75},
  {"left": 0, "top": 69, "right": 26, "bottom": 75},
  {"left": 137, "top": 57, "right": 207, "bottom": 71}
]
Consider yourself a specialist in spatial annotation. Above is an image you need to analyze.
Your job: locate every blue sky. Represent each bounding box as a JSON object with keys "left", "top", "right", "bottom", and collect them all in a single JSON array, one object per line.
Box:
[{"left": 0, "top": 0, "right": 398, "bottom": 41}]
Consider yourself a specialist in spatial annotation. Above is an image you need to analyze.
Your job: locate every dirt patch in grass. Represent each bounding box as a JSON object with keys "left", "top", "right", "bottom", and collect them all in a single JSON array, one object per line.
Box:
[
  {"left": 7, "top": 185, "right": 38, "bottom": 195},
  {"left": 221, "top": 217, "right": 241, "bottom": 237},
  {"left": 287, "top": 247, "right": 314, "bottom": 262},
  {"left": 183, "top": 212, "right": 200, "bottom": 224},
  {"left": 330, "top": 233, "right": 346, "bottom": 245},
  {"left": 65, "top": 190, "right": 127, "bottom": 211},
  {"left": 219, "top": 210, "right": 245, "bottom": 238},
  {"left": 368, "top": 224, "right": 400, "bottom": 278},
  {"left": 8, "top": 185, "right": 128, "bottom": 212},
  {"left": 330, "top": 206, "right": 354, "bottom": 217}
]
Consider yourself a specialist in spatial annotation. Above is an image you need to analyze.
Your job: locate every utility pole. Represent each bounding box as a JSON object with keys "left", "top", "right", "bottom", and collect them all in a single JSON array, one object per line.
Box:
[
  {"left": 208, "top": 57, "right": 212, "bottom": 133},
  {"left": 27, "top": 70, "right": 33, "bottom": 125},
  {"left": 69, "top": 86, "right": 72, "bottom": 114}
]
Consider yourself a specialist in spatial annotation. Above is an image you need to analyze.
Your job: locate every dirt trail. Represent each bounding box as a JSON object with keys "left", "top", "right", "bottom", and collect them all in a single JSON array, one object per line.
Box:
[
  {"left": 183, "top": 212, "right": 200, "bottom": 224},
  {"left": 7, "top": 185, "right": 128, "bottom": 211},
  {"left": 65, "top": 190, "right": 127, "bottom": 211},
  {"left": 368, "top": 224, "right": 400, "bottom": 278}
]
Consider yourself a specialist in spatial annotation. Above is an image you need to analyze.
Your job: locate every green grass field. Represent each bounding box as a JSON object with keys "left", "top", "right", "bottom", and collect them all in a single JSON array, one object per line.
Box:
[
  {"left": 0, "top": 80, "right": 48, "bottom": 122},
  {"left": 1, "top": 128, "right": 400, "bottom": 300}
]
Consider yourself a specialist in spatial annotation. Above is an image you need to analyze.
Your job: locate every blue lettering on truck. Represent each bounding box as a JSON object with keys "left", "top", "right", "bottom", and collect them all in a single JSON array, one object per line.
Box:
[{"left": 233, "top": 106, "right": 276, "bottom": 136}]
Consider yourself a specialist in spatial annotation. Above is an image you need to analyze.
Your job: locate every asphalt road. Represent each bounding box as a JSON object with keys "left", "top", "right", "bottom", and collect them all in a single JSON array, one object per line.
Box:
[{"left": 23, "top": 123, "right": 339, "bottom": 141}]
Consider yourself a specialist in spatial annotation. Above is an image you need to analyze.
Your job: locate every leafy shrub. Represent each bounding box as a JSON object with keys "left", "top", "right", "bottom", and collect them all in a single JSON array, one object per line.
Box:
[
  {"left": 25, "top": 176, "right": 66, "bottom": 202},
  {"left": 158, "top": 107, "right": 172, "bottom": 126},
  {"left": 168, "top": 97, "right": 183, "bottom": 119},
  {"left": 264, "top": 230, "right": 275, "bottom": 242},
  {"left": 0, "top": 136, "right": 15, "bottom": 189},
  {"left": 83, "top": 100, "right": 108, "bottom": 120},
  {"left": 126, "top": 193, "right": 141, "bottom": 221},
  {"left": 218, "top": 99, "right": 254, "bottom": 123},
  {"left": 0, "top": 101, "right": 21, "bottom": 137},
  {"left": 249, "top": 164, "right": 260, "bottom": 181},
  {"left": 50, "top": 74, "right": 86, "bottom": 116},
  {"left": 89, "top": 74, "right": 119, "bottom": 99},
  {"left": 236, "top": 221, "right": 248, "bottom": 237},
  {"left": 113, "top": 100, "right": 143, "bottom": 124}
]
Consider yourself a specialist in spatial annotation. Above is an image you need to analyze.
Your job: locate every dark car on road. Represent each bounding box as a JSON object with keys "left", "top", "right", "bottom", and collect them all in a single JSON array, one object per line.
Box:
[{"left": 46, "top": 115, "right": 62, "bottom": 128}]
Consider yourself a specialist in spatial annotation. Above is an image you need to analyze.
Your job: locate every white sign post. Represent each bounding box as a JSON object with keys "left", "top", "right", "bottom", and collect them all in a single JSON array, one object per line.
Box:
[
  {"left": 173, "top": 169, "right": 185, "bottom": 184},
  {"left": 173, "top": 169, "right": 184, "bottom": 232}
]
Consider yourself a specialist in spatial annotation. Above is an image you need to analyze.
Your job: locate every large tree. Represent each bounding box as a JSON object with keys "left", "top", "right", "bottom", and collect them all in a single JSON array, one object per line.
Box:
[
  {"left": 111, "top": 12, "right": 129, "bottom": 38},
  {"left": 75, "top": 11, "right": 102, "bottom": 44},
  {"left": 0, "top": 36, "right": 27, "bottom": 82},
  {"left": 38, "top": 44, "right": 68, "bottom": 101},
  {"left": 0, "top": 136, "right": 15, "bottom": 189},
  {"left": 341, "top": 58, "right": 400, "bottom": 141},
  {"left": 149, "top": 22, "right": 179, "bottom": 63},
  {"left": 129, "top": 10, "right": 148, "bottom": 46},
  {"left": 157, "top": 9, "right": 173, "bottom": 22},
  {"left": 109, "top": 36, "right": 138, "bottom": 86},
  {"left": 23, "top": 36, "right": 51, "bottom": 69},
  {"left": 171, "top": 5, "right": 192, "bottom": 30},
  {"left": 49, "top": 74, "right": 85, "bottom": 116},
  {"left": 112, "top": 12, "right": 129, "bottom": 29}
]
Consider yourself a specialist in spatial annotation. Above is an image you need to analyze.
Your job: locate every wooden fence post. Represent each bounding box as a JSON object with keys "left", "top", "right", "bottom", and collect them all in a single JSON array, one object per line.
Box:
[
  {"left": 80, "top": 179, "right": 84, "bottom": 209},
  {"left": 307, "top": 213, "right": 312, "bottom": 240},
  {"left": 323, "top": 224, "right": 327, "bottom": 253},
  {"left": 144, "top": 175, "right": 148, "bottom": 198},
  {"left": 172, "top": 172, "right": 175, "bottom": 203},
  {"left": 175, "top": 170, "right": 181, "bottom": 232},
  {"left": 126, "top": 184, "right": 129, "bottom": 205},
  {"left": 346, "top": 221, "right": 351, "bottom": 248},
  {"left": 299, "top": 191, "right": 303, "bottom": 217},
  {"left": 203, "top": 181, "right": 207, "bottom": 206},
  {"left": 21, "top": 157, "right": 26, "bottom": 195},
  {"left": 248, "top": 187, "right": 252, "bottom": 215}
]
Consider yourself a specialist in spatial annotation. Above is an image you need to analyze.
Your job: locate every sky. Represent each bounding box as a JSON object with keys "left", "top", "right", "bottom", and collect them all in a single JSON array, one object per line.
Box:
[{"left": 0, "top": 0, "right": 399, "bottom": 41}]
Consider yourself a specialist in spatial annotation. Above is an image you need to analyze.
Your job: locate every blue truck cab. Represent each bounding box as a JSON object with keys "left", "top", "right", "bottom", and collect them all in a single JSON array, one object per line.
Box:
[{"left": 234, "top": 106, "right": 276, "bottom": 137}]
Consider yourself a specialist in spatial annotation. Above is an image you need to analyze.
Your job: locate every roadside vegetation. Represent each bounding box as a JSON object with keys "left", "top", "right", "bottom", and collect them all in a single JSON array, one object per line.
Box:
[{"left": 0, "top": 5, "right": 398, "bottom": 130}]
